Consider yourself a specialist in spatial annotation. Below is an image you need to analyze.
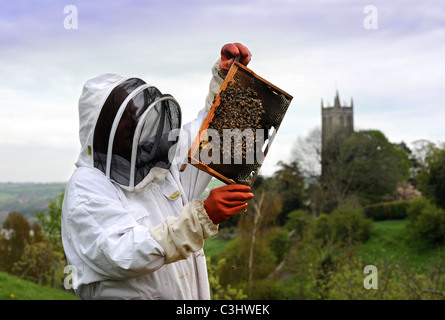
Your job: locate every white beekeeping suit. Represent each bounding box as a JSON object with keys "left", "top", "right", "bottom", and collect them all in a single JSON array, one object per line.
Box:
[{"left": 61, "top": 59, "right": 224, "bottom": 300}]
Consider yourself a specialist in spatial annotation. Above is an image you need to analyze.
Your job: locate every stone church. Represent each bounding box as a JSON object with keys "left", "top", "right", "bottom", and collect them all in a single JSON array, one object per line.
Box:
[
  {"left": 321, "top": 90, "right": 354, "bottom": 151},
  {"left": 321, "top": 91, "right": 354, "bottom": 175}
]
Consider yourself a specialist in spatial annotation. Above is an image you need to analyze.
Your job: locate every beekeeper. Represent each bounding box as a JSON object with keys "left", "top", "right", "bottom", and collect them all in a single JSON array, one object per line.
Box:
[{"left": 61, "top": 43, "right": 254, "bottom": 300}]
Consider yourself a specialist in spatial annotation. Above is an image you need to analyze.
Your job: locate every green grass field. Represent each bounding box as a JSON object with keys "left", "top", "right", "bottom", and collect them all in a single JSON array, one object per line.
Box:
[
  {"left": 0, "top": 183, "right": 65, "bottom": 201},
  {"left": 358, "top": 220, "right": 445, "bottom": 272},
  {"left": 0, "top": 272, "right": 78, "bottom": 300},
  {"left": 204, "top": 235, "right": 231, "bottom": 258}
]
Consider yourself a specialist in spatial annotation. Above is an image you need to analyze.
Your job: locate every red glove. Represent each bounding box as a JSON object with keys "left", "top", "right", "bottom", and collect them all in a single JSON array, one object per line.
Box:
[
  {"left": 204, "top": 184, "right": 254, "bottom": 224},
  {"left": 220, "top": 42, "right": 252, "bottom": 74}
]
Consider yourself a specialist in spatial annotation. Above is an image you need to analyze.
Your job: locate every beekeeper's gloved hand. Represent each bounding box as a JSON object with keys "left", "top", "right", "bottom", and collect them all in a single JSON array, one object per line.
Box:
[
  {"left": 220, "top": 43, "right": 252, "bottom": 74},
  {"left": 204, "top": 184, "right": 254, "bottom": 224}
]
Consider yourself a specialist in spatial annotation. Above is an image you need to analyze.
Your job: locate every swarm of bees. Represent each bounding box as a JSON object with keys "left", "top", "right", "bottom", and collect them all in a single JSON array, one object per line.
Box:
[
  {"left": 188, "top": 66, "right": 293, "bottom": 186},
  {"left": 206, "top": 81, "right": 265, "bottom": 164}
]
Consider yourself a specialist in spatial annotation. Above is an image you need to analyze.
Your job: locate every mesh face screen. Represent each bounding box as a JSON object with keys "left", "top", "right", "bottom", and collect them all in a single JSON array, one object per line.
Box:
[
  {"left": 94, "top": 78, "right": 181, "bottom": 188},
  {"left": 134, "top": 97, "right": 181, "bottom": 186}
]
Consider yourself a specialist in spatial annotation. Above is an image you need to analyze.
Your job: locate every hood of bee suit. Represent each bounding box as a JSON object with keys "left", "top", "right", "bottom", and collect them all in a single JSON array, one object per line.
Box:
[{"left": 76, "top": 73, "right": 182, "bottom": 192}]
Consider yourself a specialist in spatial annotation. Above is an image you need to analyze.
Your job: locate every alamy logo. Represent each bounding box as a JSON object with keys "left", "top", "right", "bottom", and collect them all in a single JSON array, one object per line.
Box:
[
  {"left": 363, "top": 265, "right": 378, "bottom": 289},
  {"left": 363, "top": 5, "right": 378, "bottom": 30},
  {"left": 63, "top": 5, "right": 78, "bottom": 30},
  {"left": 63, "top": 265, "right": 78, "bottom": 290}
]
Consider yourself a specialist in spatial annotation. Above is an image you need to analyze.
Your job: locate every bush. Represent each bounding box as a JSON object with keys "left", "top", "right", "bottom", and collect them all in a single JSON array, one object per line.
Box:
[
  {"left": 215, "top": 235, "right": 277, "bottom": 288},
  {"left": 312, "top": 200, "right": 372, "bottom": 246},
  {"left": 284, "top": 209, "right": 312, "bottom": 238},
  {"left": 249, "top": 279, "right": 282, "bottom": 300},
  {"left": 330, "top": 200, "right": 372, "bottom": 245},
  {"left": 207, "top": 258, "right": 247, "bottom": 300},
  {"left": 406, "top": 197, "right": 445, "bottom": 245},
  {"left": 268, "top": 229, "right": 290, "bottom": 262},
  {"left": 364, "top": 201, "right": 409, "bottom": 221},
  {"left": 314, "top": 214, "right": 332, "bottom": 244},
  {"left": 406, "top": 196, "right": 430, "bottom": 221}
]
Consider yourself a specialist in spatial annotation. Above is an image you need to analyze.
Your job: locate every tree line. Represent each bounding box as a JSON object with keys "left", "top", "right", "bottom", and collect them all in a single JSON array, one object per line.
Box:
[{"left": 0, "top": 194, "right": 65, "bottom": 288}]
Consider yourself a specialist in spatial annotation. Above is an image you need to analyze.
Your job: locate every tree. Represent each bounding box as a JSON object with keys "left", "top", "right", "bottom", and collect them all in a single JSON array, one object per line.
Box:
[
  {"left": 0, "top": 193, "right": 67, "bottom": 287},
  {"left": 411, "top": 139, "right": 435, "bottom": 182},
  {"left": 406, "top": 197, "right": 445, "bottom": 245},
  {"left": 322, "top": 130, "right": 411, "bottom": 205},
  {"left": 415, "top": 142, "right": 445, "bottom": 209},
  {"left": 34, "top": 192, "right": 66, "bottom": 287},
  {"left": 306, "top": 183, "right": 329, "bottom": 217},
  {"left": 292, "top": 127, "right": 322, "bottom": 179},
  {"left": 292, "top": 128, "right": 413, "bottom": 208},
  {"left": 272, "top": 161, "right": 306, "bottom": 225},
  {"left": 0, "top": 212, "right": 31, "bottom": 273},
  {"left": 35, "top": 192, "right": 64, "bottom": 253},
  {"left": 31, "top": 221, "right": 45, "bottom": 243},
  {"left": 12, "top": 237, "right": 64, "bottom": 285}
]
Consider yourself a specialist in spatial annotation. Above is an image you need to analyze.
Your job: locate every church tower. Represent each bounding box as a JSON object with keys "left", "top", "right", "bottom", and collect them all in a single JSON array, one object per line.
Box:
[{"left": 321, "top": 91, "right": 354, "bottom": 152}]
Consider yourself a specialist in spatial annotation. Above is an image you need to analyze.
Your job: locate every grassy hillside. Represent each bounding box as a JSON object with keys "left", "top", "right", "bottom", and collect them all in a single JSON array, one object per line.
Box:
[
  {"left": 0, "top": 272, "right": 78, "bottom": 300},
  {"left": 358, "top": 220, "right": 445, "bottom": 272},
  {"left": 204, "top": 235, "right": 231, "bottom": 258}
]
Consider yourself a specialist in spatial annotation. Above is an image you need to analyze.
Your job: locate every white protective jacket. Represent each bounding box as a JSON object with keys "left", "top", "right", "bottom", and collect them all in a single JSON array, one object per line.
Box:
[{"left": 61, "top": 60, "right": 224, "bottom": 300}]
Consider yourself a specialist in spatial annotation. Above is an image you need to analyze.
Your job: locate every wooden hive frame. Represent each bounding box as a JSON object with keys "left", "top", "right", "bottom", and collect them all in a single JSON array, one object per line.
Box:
[{"left": 180, "top": 61, "right": 293, "bottom": 187}]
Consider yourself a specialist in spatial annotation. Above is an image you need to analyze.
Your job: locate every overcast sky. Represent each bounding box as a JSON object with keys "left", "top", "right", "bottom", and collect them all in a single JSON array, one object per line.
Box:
[{"left": 1, "top": 0, "right": 444, "bottom": 182}]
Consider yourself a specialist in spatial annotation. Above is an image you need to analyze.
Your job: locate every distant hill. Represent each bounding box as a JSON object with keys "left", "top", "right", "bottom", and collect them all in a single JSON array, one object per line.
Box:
[{"left": 0, "top": 182, "right": 66, "bottom": 225}]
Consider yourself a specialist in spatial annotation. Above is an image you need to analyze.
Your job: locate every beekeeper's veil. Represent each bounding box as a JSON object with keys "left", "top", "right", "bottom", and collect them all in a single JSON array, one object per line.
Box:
[{"left": 76, "top": 74, "right": 181, "bottom": 191}]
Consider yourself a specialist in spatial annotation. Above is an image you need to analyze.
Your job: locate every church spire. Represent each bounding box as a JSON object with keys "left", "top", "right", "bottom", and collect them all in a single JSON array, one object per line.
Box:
[{"left": 334, "top": 90, "right": 341, "bottom": 108}]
